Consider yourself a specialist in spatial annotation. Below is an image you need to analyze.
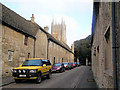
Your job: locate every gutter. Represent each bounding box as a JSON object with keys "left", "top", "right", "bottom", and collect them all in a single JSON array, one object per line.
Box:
[{"left": 111, "top": 2, "right": 117, "bottom": 89}]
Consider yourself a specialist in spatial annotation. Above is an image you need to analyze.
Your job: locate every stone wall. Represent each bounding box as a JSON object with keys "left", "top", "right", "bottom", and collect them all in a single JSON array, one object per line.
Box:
[
  {"left": 35, "top": 29, "right": 47, "bottom": 58},
  {"left": 92, "top": 2, "right": 114, "bottom": 88},
  {"left": 48, "top": 41, "right": 73, "bottom": 65},
  {"left": 2, "top": 25, "right": 34, "bottom": 77}
]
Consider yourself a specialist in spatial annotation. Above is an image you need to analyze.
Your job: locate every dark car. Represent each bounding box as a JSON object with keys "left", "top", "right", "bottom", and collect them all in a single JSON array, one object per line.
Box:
[
  {"left": 63, "top": 62, "right": 71, "bottom": 70},
  {"left": 52, "top": 63, "right": 65, "bottom": 73}
]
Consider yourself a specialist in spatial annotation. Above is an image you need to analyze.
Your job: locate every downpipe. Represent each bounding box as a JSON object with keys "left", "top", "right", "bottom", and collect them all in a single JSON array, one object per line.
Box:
[{"left": 111, "top": 1, "right": 117, "bottom": 89}]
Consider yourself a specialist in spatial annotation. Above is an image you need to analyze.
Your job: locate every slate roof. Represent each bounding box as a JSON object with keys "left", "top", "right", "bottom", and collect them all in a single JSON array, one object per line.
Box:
[
  {"left": 46, "top": 33, "right": 73, "bottom": 53},
  {"left": 1, "top": 3, "right": 73, "bottom": 54},
  {"left": 1, "top": 3, "right": 39, "bottom": 38}
]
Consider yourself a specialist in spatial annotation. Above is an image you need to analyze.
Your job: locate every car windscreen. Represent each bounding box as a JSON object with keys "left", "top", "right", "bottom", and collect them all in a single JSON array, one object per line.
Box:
[
  {"left": 22, "top": 60, "right": 42, "bottom": 66},
  {"left": 63, "top": 63, "right": 68, "bottom": 65},
  {"left": 53, "top": 63, "right": 61, "bottom": 66}
]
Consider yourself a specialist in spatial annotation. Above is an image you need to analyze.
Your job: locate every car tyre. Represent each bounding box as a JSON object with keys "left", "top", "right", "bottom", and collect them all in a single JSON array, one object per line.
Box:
[
  {"left": 36, "top": 73, "right": 42, "bottom": 84},
  {"left": 59, "top": 69, "right": 62, "bottom": 73},
  {"left": 63, "top": 68, "right": 65, "bottom": 72},
  {"left": 47, "top": 71, "right": 52, "bottom": 79},
  {"left": 15, "top": 79, "right": 22, "bottom": 83}
]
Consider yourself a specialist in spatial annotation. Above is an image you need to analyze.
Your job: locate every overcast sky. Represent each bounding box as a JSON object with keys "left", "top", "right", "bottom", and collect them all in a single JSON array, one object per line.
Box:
[{"left": 0, "top": 0, "right": 93, "bottom": 47}]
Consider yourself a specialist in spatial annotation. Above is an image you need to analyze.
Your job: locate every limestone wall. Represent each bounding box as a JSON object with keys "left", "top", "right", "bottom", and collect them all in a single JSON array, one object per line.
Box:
[
  {"left": 48, "top": 41, "right": 73, "bottom": 64},
  {"left": 92, "top": 2, "right": 114, "bottom": 88},
  {"left": 35, "top": 29, "right": 47, "bottom": 59},
  {"left": 2, "top": 25, "right": 34, "bottom": 76}
]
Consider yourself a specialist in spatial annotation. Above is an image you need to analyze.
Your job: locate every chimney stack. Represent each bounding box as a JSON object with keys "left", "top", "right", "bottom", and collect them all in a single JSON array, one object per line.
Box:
[
  {"left": 31, "top": 14, "right": 35, "bottom": 23},
  {"left": 44, "top": 26, "right": 49, "bottom": 32}
]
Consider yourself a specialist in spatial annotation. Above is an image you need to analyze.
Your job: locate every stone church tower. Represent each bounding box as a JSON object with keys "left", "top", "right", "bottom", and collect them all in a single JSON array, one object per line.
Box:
[{"left": 51, "top": 19, "right": 67, "bottom": 43}]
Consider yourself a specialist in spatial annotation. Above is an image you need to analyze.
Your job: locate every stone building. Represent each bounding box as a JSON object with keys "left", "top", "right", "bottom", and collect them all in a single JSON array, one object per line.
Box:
[
  {"left": 0, "top": 3, "right": 74, "bottom": 77},
  {"left": 92, "top": 2, "right": 120, "bottom": 88},
  {"left": 51, "top": 20, "right": 66, "bottom": 43}
]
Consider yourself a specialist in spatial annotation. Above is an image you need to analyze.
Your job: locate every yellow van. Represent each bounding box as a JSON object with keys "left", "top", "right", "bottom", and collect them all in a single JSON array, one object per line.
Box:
[{"left": 12, "top": 58, "right": 52, "bottom": 83}]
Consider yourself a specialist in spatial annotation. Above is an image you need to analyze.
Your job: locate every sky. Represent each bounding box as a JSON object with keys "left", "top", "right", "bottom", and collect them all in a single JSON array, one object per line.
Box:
[{"left": 0, "top": 0, "right": 93, "bottom": 47}]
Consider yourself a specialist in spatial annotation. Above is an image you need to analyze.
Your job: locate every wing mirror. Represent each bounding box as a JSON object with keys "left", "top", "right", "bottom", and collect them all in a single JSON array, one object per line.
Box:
[
  {"left": 19, "top": 65, "right": 22, "bottom": 67},
  {"left": 43, "top": 64, "right": 46, "bottom": 67}
]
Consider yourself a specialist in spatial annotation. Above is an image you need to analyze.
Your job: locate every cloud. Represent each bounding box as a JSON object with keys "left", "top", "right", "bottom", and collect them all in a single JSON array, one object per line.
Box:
[{"left": 35, "top": 14, "right": 52, "bottom": 29}]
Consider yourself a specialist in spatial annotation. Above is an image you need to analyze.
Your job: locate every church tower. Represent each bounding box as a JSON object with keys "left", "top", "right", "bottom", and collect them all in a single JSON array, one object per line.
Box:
[
  {"left": 61, "top": 19, "right": 66, "bottom": 43},
  {"left": 51, "top": 19, "right": 67, "bottom": 43}
]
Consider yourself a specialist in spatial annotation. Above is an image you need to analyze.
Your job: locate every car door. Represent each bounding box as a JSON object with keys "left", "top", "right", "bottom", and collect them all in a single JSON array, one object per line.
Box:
[
  {"left": 41, "top": 60, "right": 47, "bottom": 76},
  {"left": 46, "top": 60, "right": 52, "bottom": 72}
]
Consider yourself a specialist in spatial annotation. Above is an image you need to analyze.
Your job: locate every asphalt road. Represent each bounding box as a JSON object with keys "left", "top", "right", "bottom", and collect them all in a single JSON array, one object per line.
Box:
[{"left": 2, "top": 66, "right": 97, "bottom": 89}]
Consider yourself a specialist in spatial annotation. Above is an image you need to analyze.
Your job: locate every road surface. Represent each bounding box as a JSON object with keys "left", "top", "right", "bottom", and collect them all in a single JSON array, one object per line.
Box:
[{"left": 2, "top": 66, "right": 97, "bottom": 89}]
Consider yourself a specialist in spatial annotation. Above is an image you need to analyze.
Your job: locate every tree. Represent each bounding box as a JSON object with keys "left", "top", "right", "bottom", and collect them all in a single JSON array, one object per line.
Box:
[{"left": 74, "top": 35, "right": 91, "bottom": 65}]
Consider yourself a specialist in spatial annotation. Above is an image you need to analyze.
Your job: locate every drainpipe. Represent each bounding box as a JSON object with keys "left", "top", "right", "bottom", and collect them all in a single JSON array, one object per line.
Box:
[
  {"left": 33, "top": 39, "right": 36, "bottom": 58},
  {"left": 111, "top": 2, "right": 117, "bottom": 89},
  {"left": 47, "top": 38, "right": 49, "bottom": 59}
]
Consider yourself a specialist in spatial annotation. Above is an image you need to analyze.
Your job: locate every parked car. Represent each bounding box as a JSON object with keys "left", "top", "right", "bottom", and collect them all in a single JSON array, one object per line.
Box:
[
  {"left": 12, "top": 58, "right": 52, "bottom": 83},
  {"left": 63, "top": 62, "right": 71, "bottom": 70},
  {"left": 88, "top": 62, "right": 91, "bottom": 66},
  {"left": 52, "top": 63, "right": 65, "bottom": 73},
  {"left": 72, "top": 62, "right": 77, "bottom": 67},
  {"left": 77, "top": 62, "right": 80, "bottom": 66},
  {"left": 69, "top": 63, "right": 73, "bottom": 69}
]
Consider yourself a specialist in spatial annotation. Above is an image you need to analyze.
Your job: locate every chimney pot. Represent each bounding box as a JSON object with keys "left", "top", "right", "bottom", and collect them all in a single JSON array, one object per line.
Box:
[
  {"left": 31, "top": 14, "right": 35, "bottom": 23},
  {"left": 44, "top": 26, "right": 49, "bottom": 32}
]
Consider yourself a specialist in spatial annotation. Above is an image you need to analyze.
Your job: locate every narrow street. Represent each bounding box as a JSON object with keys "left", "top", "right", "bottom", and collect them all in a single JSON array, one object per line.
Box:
[{"left": 2, "top": 66, "right": 97, "bottom": 89}]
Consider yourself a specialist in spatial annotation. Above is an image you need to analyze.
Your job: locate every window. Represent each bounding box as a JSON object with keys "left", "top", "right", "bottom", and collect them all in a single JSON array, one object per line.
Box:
[
  {"left": 8, "top": 50, "right": 14, "bottom": 61},
  {"left": 46, "top": 60, "right": 51, "bottom": 66},
  {"left": 28, "top": 53, "right": 30, "bottom": 58},
  {"left": 105, "top": 27, "right": 110, "bottom": 43},
  {"left": 22, "top": 60, "right": 42, "bottom": 66},
  {"left": 97, "top": 46, "right": 99, "bottom": 53},
  {"left": 104, "top": 26, "right": 112, "bottom": 75},
  {"left": 94, "top": 47, "right": 96, "bottom": 56},
  {"left": 42, "top": 60, "right": 51, "bottom": 66},
  {"left": 24, "top": 36, "right": 28, "bottom": 45}
]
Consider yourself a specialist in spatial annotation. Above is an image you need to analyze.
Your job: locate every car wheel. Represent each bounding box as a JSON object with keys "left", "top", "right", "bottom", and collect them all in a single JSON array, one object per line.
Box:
[
  {"left": 36, "top": 73, "right": 42, "bottom": 84},
  {"left": 47, "top": 71, "right": 52, "bottom": 79},
  {"left": 63, "top": 68, "right": 65, "bottom": 72},
  {"left": 59, "top": 69, "right": 62, "bottom": 73},
  {"left": 15, "top": 79, "right": 22, "bottom": 83}
]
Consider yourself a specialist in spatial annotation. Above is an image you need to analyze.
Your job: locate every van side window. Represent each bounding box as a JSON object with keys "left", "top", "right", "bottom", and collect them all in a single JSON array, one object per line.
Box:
[
  {"left": 46, "top": 60, "right": 51, "bottom": 66},
  {"left": 42, "top": 60, "right": 51, "bottom": 66}
]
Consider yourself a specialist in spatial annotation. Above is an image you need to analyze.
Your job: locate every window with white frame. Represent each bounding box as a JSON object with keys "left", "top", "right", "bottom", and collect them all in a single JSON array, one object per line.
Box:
[{"left": 8, "top": 50, "right": 14, "bottom": 61}]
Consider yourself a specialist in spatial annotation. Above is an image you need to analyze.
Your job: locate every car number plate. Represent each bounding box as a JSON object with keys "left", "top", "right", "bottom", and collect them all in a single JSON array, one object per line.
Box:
[
  {"left": 52, "top": 69, "right": 56, "bottom": 71},
  {"left": 19, "top": 75, "right": 26, "bottom": 77}
]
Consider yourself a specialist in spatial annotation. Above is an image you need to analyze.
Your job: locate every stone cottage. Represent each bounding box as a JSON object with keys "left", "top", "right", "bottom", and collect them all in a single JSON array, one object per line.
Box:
[
  {"left": 0, "top": 3, "right": 74, "bottom": 77},
  {"left": 92, "top": 2, "right": 120, "bottom": 88}
]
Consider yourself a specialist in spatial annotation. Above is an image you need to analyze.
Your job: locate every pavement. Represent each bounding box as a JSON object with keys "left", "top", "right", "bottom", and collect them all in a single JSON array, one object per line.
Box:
[
  {"left": 76, "top": 66, "right": 98, "bottom": 88},
  {"left": 1, "top": 76, "right": 14, "bottom": 87},
  {"left": 1, "top": 66, "right": 98, "bottom": 89}
]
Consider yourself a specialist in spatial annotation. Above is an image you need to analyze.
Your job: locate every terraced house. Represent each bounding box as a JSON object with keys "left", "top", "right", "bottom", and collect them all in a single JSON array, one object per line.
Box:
[
  {"left": 92, "top": 2, "right": 120, "bottom": 89},
  {"left": 0, "top": 3, "right": 74, "bottom": 77}
]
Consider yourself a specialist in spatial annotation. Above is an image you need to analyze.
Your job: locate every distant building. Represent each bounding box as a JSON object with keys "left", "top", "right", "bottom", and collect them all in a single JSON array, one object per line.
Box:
[
  {"left": 51, "top": 19, "right": 67, "bottom": 43},
  {"left": 92, "top": 2, "right": 120, "bottom": 89}
]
